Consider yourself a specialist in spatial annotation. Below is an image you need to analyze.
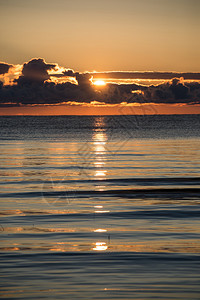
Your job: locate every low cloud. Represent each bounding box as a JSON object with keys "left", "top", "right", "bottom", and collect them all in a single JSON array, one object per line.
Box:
[
  {"left": 0, "top": 58, "right": 200, "bottom": 107},
  {"left": 91, "top": 71, "right": 200, "bottom": 80},
  {"left": 140, "top": 78, "right": 200, "bottom": 104}
]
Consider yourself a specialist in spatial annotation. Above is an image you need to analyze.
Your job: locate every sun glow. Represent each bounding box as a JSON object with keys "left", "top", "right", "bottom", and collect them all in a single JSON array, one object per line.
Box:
[{"left": 93, "top": 80, "right": 106, "bottom": 86}]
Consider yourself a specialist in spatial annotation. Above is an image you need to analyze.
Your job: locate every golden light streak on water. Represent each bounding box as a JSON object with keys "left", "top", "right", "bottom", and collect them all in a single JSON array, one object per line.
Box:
[{"left": 92, "top": 242, "right": 108, "bottom": 251}]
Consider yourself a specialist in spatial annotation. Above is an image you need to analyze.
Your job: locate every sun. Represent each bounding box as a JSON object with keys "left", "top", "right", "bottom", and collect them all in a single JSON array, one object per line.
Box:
[{"left": 93, "top": 80, "right": 106, "bottom": 86}]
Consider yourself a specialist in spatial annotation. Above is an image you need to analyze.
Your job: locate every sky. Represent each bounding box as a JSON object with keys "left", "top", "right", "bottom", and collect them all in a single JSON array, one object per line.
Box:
[
  {"left": 0, "top": 0, "right": 200, "bottom": 72},
  {"left": 0, "top": 0, "right": 200, "bottom": 115}
]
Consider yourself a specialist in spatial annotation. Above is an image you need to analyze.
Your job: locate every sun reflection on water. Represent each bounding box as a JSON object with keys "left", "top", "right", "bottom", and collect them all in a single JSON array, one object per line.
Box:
[
  {"left": 95, "top": 170, "right": 107, "bottom": 177},
  {"left": 94, "top": 210, "right": 110, "bottom": 213},
  {"left": 92, "top": 242, "right": 108, "bottom": 251},
  {"left": 94, "top": 229, "right": 107, "bottom": 232},
  {"left": 92, "top": 120, "right": 108, "bottom": 180}
]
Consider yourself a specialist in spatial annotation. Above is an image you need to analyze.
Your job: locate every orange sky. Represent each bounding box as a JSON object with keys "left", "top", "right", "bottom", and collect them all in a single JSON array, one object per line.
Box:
[
  {"left": 1, "top": 103, "right": 200, "bottom": 116},
  {"left": 0, "top": 0, "right": 200, "bottom": 72}
]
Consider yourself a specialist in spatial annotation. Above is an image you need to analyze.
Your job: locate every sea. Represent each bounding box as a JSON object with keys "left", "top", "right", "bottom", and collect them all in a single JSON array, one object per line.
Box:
[{"left": 0, "top": 114, "right": 200, "bottom": 299}]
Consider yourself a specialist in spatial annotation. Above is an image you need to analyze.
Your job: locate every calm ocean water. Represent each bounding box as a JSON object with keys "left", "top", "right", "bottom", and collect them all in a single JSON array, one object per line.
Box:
[{"left": 0, "top": 115, "right": 200, "bottom": 299}]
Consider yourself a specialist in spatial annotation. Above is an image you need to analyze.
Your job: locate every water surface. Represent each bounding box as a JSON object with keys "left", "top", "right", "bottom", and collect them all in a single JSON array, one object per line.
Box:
[{"left": 0, "top": 115, "right": 200, "bottom": 299}]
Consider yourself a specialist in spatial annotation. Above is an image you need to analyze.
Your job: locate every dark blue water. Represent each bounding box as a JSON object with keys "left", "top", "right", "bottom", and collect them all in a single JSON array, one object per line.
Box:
[{"left": 0, "top": 115, "right": 200, "bottom": 299}]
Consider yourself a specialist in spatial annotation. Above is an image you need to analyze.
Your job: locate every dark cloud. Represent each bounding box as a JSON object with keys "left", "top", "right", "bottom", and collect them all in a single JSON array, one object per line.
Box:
[
  {"left": 75, "top": 72, "right": 92, "bottom": 87},
  {"left": 0, "top": 62, "right": 12, "bottom": 75},
  {"left": 0, "top": 58, "right": 200, "bottom": 106},
  {"left": 63, "top": 69, "right": 76, "bottom": 77},
  {"left": 16, "top": 58, "right": 56, "bottom": 85},
  {"left": 91, "top": 71, "right": 200, "bottom": 80},
  {"left": 140, "top": 78, "right": 200, "bottom": 104},
  {"left": 63, "top": 69, "right": 92, "bottom": 88},
  {"left": 169, "top": 78, "right": 189, "bottom": 100}
]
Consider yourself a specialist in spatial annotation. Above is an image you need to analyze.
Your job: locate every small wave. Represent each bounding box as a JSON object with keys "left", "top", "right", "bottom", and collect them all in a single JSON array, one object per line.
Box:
[
  {"left": 1, "top": 187, "right": 200, "bottom": 199},
  {"left": 1, "top": 208, "right": 199, "bottom": 223},
  {"left": 1, "top": 176, "right": 199, "bottom": 186}
]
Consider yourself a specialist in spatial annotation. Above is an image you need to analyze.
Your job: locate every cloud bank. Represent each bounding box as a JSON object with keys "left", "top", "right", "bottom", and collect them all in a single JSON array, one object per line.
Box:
[
  {"left": 92, "top": 71, "right": 200, "bottom": 80},
  {"left": 0, "top": 58, "right": 200, "bottom": 107}
]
